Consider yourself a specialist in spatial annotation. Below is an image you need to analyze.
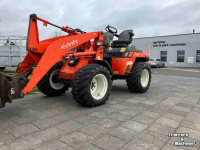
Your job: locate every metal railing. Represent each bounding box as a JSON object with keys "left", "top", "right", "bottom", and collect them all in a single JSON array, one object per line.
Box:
[{"left": 0, "top": 35, "right": 26, "bottom": 67}]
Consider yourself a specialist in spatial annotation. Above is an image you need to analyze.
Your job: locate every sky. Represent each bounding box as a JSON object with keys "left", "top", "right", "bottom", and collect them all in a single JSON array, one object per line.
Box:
[{"left": 0, "top": 0, "right": 200, "bottom": 40}]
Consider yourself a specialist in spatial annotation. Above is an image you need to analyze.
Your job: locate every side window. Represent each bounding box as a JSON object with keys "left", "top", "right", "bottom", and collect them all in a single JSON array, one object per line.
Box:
[
  {"left": 161, "top": 51, "right": 167, "bottom": 62},
  {"left": 197, "top": 50, "right": 200, "bottom": 62},
  {"left": 177, "top": 50, "right": 185, "bottom": 62}
]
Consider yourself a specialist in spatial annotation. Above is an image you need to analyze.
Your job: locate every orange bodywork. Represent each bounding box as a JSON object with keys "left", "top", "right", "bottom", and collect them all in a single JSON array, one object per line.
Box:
[
  {"left": 18, "top": 14, "right": 150, "bottom": 95},
  {"left": 112, "top": 58, "right": 135, "bottom": 75},
  {"left": 20, "top": 15, "right": 103, "bottom": 94},
  {"left": 60, "top": 57, "right": 95, "bottom": 79}
]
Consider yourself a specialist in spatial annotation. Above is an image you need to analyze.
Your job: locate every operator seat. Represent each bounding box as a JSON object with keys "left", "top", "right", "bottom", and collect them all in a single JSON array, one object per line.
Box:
[{"left": 112, "top": 30, "right": 134, "bottom": 48}]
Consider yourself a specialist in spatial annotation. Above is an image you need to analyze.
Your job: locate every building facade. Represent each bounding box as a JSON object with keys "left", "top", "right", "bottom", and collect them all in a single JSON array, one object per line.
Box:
[{"left": 132, "top": 33, "right": 200, "bottom": 67}]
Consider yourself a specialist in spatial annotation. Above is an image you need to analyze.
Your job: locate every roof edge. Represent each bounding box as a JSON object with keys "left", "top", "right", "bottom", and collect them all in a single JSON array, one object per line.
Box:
[{"left": 134, "top": 32, "right": 200, "bottom": 39}]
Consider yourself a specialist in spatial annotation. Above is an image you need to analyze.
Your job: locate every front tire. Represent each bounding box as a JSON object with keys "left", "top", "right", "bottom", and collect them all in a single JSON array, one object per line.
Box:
[
  {"left": 71, "top": 64, "right": 112, "bottom": 107},
  {"left": 37, "top": 62, "right": 69, "bottom": 96},
  {"left": 126, "top": 62, "right": 151, "bottom": 93}
]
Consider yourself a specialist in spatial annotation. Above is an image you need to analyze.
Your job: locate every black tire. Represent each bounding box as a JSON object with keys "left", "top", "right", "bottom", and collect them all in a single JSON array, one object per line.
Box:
[
  {"left": 37, "top": 62, "right": 69, "bottom": 96},
  {"left": 126, "top": 62, "right": 151, "bottom": 93},
  {"left": 71, "top": 64, "right": 112, "bottom": 107},
  {"left": 0, "top": 67, "right": 6, "bottom": 70}
]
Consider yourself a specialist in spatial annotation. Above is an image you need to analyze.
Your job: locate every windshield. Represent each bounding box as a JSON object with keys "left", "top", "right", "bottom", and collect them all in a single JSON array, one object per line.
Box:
[{"left": 156, "top": 59, "right": 160, "bottom": 61}]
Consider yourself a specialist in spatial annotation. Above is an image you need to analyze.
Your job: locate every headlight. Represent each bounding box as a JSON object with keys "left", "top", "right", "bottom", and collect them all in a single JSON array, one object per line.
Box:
[
  {"left": 96, "top": 40, "right": 104, "bottom": 46},
  {"left": 68, "top": 57, "right": 80, "bottom": 66}
]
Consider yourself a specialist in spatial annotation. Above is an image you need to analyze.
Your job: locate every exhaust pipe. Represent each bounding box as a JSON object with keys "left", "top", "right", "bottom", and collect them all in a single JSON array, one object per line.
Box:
[{"left": 0, "top": 69, "right": 32, "bottom": 108}]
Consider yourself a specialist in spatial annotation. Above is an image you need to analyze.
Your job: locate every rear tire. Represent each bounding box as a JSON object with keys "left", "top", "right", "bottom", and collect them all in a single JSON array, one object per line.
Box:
[
  {"left": 71, "top": 64, "right": 112, "bottom": 107},
  {"left": 0, "top": 67, "right": 6, "bottom": 70},
  {"left": 126, "top": 62, "right": 151, "bottom": 93},
  {"left": 37, "top": 62, "right": 69, "bottom": 96}
]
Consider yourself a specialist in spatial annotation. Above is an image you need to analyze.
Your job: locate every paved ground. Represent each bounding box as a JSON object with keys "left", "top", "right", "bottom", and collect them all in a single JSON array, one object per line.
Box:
[
  {"left": 0, "top": 73, "right": 200, "bottom": 150},
  {"left": 152, "top": 67, "right": 200, "bottom": 78},
  {"left": 3, "top": 66, "right": 200, "bottom": 78}
]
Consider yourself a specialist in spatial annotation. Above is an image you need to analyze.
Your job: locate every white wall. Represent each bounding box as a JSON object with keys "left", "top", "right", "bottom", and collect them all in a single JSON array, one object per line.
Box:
[{"left": 131, "top": 33, "right": 200, "bottom": 67}]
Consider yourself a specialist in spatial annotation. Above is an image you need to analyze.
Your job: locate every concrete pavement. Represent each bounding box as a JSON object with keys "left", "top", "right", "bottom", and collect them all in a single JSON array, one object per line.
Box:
[
  {"left": 0, "top": 74, "right": 200, "bottom": 149},
  {"left": 152, "top": 67, "right": 200, "bottom": 78}
]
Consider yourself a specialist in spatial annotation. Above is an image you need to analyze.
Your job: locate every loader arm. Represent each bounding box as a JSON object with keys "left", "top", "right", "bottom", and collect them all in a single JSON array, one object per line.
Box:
[
  {"left": 22, "top": 32, "right": 100, "bottom": 94},
  {"left": 17, "top": 14, "right": 82, "bottom": 73},
  {"left": 0, "top": 14, "right": 102, "bottom": 108}
]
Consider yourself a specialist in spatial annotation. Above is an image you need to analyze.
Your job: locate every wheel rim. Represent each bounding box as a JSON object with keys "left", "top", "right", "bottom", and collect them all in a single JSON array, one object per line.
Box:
[
  {"left": 141, "top": 69, "right": 149, "bottom": 87},
  {"left": 49, "top": 69, "right": 65, "bottom": 90},
  {"left": 90, "top": 74, "right": 108, "bottom": 100}
]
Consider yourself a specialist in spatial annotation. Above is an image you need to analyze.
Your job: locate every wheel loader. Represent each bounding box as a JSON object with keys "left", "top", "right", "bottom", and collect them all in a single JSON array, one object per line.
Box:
[{"left": 0, "top": 14, "right": 151, "bottom": 108}]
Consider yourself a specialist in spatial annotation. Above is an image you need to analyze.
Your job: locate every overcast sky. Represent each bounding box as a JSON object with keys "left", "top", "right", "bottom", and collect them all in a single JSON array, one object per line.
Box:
[{"left": 0, "top": 0, "right": 200, "bottom": 40}]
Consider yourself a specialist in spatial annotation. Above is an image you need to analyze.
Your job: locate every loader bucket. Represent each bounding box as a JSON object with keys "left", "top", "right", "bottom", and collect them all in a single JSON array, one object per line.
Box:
[{"left": 0, "top": 69, "right": 32, "bottom": 108}]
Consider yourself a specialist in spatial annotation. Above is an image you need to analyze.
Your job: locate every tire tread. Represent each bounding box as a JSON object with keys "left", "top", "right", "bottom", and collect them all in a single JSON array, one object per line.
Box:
[
  {"left": 37, "top": 62, "right": 69, "bottom": 96},
  {"left": 71, "top": 64, "right": 112, "bottom": 107},
  {"left": 126, "top": 62, "right": 151, "bottom": 93}
]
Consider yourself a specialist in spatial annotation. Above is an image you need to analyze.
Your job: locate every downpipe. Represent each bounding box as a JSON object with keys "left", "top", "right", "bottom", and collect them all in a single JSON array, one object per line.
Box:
[{"left": 0, "top": 68, "right": 32, "bottom": 108}]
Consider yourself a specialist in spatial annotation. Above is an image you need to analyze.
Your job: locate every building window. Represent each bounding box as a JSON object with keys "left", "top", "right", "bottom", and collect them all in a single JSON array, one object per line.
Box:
[
  {"left": 197, "top": 50, "right": 200, "bottom": 62},
  {"left": 177, "top": 50, "right": 185, "bottom": 62},
  {"left": 161, "top": 51, "right": 167, "bottom": 62}
]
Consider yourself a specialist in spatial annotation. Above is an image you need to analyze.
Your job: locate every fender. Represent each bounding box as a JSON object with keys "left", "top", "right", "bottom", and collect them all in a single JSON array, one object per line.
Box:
[{"left": 94, "top": 60, "right": 113, "bottom": 75}]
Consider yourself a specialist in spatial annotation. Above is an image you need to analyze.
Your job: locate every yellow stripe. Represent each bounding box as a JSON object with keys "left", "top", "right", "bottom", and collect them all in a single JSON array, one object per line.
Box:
[
  {"left": 113, "top": 71, "right": 119, "bottom": 74},
  {"left": 109, "top": 48, "right": 112, "bottom": 50},
  {"left": 120, "top": 48, "right": 126, "bottom": 52}
]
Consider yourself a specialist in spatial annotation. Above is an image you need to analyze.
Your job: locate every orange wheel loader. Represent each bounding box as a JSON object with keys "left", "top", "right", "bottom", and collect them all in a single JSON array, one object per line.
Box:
[{"left": 0, "top": 14, "right": 151, "bottom": 108}]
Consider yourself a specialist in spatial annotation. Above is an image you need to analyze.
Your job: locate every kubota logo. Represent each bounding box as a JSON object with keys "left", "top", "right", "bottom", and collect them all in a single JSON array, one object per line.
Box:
[{"left": 60, "top": 40, "right": 78, "bottom": 49}]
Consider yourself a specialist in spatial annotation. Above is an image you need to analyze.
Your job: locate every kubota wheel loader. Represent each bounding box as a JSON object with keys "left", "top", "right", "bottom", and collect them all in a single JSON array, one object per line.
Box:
[{"left": 0, "top": 14, "right": 151, "bottom": 108}]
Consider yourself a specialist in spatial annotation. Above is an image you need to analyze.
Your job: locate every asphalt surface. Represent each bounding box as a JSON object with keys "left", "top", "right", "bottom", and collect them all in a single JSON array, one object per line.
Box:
[{"left": 152, "top": 67, "right": 200, "bottom": 78}]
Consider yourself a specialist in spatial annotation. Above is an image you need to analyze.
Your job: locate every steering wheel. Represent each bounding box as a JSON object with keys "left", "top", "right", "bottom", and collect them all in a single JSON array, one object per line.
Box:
[{"left": 105, "top": 25, "right": 117, "bottom": 34}]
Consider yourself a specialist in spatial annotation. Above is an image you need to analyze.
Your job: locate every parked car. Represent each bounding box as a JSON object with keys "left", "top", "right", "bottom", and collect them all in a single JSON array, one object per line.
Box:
[{"left": 150, "top": 58, "right": 165, "bottom": 68}]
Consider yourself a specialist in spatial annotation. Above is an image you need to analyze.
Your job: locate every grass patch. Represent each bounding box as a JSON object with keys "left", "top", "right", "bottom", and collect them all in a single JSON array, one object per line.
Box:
[
  {"left": 27, "top": 86, "right": 40, "bottom": 95},
  {"left": 4, "top": 72, "right": 15, "bottom": 75},
  {"left": 27, "top": 75, "right": 40, "bottom": 95}
]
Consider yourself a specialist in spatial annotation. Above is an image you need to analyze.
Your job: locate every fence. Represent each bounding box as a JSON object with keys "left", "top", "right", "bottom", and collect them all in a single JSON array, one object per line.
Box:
[{"left": 0, "top": 35, "right": 26, "bottom": 67}]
